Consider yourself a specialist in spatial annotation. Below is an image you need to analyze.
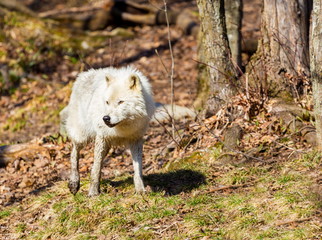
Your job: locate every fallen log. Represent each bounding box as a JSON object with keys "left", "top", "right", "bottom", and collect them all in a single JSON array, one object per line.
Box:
[
  {"left": 0, "top": 0, "right": 37, "bottom": 17},
  {"left": 0, "top": 0, "right": 199, "bottom": 34},
  {"left": 0, "top": 143, "right": 50, "bottom": 167}
]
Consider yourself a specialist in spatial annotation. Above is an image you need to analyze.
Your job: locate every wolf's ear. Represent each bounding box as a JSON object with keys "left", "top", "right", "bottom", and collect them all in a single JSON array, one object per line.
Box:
[
  {"left": 129, "top": 74, "right": 141, "bottom": 91},
  {"left": 105, "top": 75, "right": 110, "bottom": 84}
]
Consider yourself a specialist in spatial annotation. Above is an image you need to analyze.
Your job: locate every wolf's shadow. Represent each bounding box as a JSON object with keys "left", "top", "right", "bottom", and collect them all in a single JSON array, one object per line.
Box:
[{"left": 105, "top": 169, "right": 206, "bottom": 195}]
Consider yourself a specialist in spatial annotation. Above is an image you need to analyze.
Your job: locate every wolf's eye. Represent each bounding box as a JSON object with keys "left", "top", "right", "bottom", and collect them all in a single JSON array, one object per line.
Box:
[
  {"left": 106, "top": 101, "right": 109, "bottom": 105},
  {"left": 118, "top": 100, "right": 124, "bottom": 105}
]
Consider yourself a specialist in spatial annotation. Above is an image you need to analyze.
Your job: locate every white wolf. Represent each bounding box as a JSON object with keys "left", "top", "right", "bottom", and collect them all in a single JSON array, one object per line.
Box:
[{"left": 60, "top": 66, "right": 155, "bottom": 196}]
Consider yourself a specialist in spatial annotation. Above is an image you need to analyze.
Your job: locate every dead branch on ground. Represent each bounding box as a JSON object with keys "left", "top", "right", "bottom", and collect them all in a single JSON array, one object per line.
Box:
[
  {"left": 0, "top": 0, "right": 198, "bottom": 33},
  {"left": 0, "top": 143, "right": 50, "bottom": 167}
]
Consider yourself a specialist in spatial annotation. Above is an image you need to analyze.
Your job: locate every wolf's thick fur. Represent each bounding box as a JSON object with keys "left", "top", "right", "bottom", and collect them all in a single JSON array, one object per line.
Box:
[{"left": 61, "top": 66, "right": 155, "bottom": 196}]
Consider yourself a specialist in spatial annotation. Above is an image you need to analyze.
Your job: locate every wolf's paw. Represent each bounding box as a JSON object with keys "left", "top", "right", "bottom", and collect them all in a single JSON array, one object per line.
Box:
[
  {"left": 68, "top": 181, "right": 80, "bottom": 195},
  {"left": 88, "top": 183, "right": 100, "bottom": 197},
  {"left": 135, "top": 184, "right": 146, "bottom": 194},
  {"left": 88, "top": 191, "right": 100, "bottom": 197},
  {"left": 88, "top": 190, "right": 100, "bottom": 197},
  {"left": 135, "top": 188, "right": 146, "bottom": 194},
  {"left": 134, "top": 177, "right": 145, "bottom": 194}
]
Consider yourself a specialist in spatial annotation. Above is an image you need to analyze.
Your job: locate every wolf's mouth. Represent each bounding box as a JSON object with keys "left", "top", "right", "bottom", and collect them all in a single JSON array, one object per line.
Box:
[
  {"left": 103, "top": 115, "right": 122, "bottom": 128},
  {"left": 105, "top": 122, "right": 118, "bottom": 128},
  {"left": 106, "top": 123, "right": 117, "bottom": 128}
]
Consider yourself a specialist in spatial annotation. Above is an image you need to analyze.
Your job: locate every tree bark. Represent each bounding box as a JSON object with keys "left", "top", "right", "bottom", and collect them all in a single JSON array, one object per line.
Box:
[
  {"left": 225, "top": 0, "right": 242, "bottom": 69},
  {"left": 196, "top": 0, "right": 237, "bottom": 117},
  {"left": 311, "top": 0, "right": 322, "bottom": 150},
  {"left": 246, "top": 0, "right": 310, "bottom": 98}
]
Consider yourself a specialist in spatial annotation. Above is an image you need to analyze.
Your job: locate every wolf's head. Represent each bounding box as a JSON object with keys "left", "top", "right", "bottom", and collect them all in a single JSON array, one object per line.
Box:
[{"left": 100, "top": 70, "right": 151, "bottom": 128}]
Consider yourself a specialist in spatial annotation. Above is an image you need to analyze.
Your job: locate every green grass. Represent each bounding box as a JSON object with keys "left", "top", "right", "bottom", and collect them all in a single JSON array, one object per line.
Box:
[
  {"left": 0, "top": 210, "right": 11, "bottom": 219},
  {"left": 0, "top": 150, "right": 320, "bottom": 240}
]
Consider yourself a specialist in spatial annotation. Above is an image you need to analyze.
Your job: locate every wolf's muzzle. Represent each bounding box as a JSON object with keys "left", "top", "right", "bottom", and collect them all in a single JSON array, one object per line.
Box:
[{"left": 103, "top": 115, "right": 117, "bottom": 128}]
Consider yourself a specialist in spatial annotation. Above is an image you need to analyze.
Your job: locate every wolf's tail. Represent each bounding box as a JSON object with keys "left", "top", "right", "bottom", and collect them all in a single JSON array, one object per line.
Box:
[{"left": 152, "top": 103, "right": 196, "bottom": 123}]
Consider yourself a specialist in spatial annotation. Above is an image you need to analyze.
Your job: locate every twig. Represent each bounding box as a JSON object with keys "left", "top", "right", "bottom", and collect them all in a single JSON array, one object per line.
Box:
[
  {"left": 155, "top": 49, "right": 169, "bottom": 76},
  {"left": 39, "top": 5, "right": 101, "bottom": 18},
  {"left": 273, "top": 140, "right": 304, "bottom": 154},
  {"left": 76, "top": 51, "right": 91, "bottom": 71},
  {"left": 231, "top": 56, "right": 244, "bottom": 76},
  {"left": 156, "top": 222, "right": 178, "bottom": 235},
  {"left": 153, "top": 115, "right": 180, "bottom": 147},
  {"left": 275, "top": 217, "right": 312, "bottom": 226},
  {"left": 153, "top": 1, "right": 180, "bottom": 148},
  {"left": 117, "top": 40, "right": 128, "bottom": 67},
  {"left": 207, "top": 183, "right": 249, "bottom": 193},
  {"left": 192, "top": 58, "right": 240, "bottom": 94},
  {"left": 192, "top": 58, "right": 233, "bottom": 82},
  {"left": 208, "top": 178, "right": 260, "bottom": 193},
  {"left": 126, "top": 0, "right": 157, "bottom": 13},
  {"left": 163, "top": 0, "right": 175, "bottom": 139},
  {"left": 109, "top": 38, "right": 115, "bottom": 67},
  {"left": 245, "top": 73, "right": 250, "bottom": 100},
  {"left": 140, "top": 193, "right": 151, "bottom": 207},
  {"left": 160, "top": 104, "right": 183, "bottom": 141}
]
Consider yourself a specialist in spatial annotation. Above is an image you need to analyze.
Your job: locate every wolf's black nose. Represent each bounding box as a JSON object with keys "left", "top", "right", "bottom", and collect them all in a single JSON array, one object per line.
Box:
[{"left": 103, "top": 115, "right": 111, "bottom": 123}]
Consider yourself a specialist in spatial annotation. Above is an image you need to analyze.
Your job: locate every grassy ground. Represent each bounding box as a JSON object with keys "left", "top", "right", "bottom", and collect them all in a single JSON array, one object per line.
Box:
[
  {"left": 0, "top": 148, "right": 320, "bottom": 240},
  {"left": 0, "top": 5, "right": 321, "bottom": 240}
]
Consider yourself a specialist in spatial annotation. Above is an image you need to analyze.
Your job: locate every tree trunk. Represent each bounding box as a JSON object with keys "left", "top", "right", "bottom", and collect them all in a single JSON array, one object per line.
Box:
[
  {"left": 246, "top": 0, "right": 310, "bottom": 98},
  {"left": 225, "top": 0, "right": 242, "bottom": 69},
  {"left": 196, "top": 0, "right": 237, "bottom": 117},
  {"left": 311, "top": 0, "right": 322, "bottom": 150}
]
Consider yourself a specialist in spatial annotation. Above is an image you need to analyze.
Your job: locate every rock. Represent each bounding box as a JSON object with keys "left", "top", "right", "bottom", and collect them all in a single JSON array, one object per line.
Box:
[
  {"left": 33, "top": 159, "right": 49, "bottom": 168},
  {"left": 18, "top": 176, "right": 35, "bottom": 188},
  {"left": 267, "top": 98, "right": 317, "bottom": 146},
  {"left": 267, "top": 98, "right": 313, "bottom": 119},
  {"left": 302, "top": 130, "right": 317, "bottom": 146},
  {"left": 220, "top": 124, "right": 243, "bottom": 163},
  {"left": 223, "top": 124, "right": 243, "bottom": 150}
]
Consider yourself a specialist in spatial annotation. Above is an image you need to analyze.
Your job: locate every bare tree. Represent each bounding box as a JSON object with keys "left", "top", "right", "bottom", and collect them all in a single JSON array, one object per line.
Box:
[
  {"left": 225, "top": 0, "right": 242, "bottom": 69},
  {"left": 196, "top": 0, "right": 237, "bottom": 117},
  {"left": 246, "top": 0, "right": 311, "bottom": 98},
  {"left": 311, "top": 0, "right": 322, "bottom": 150}
]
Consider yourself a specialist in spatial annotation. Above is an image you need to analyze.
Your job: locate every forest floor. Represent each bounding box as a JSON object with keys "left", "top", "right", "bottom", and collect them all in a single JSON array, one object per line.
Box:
[{"left": 0, "top": 0, "right": 321, "bottom": 239}]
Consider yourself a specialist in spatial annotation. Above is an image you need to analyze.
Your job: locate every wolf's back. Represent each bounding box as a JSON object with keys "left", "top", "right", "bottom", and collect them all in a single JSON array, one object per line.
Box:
[
  {"left": 59, "top": 106, "right": 69, "bottom": 136},
  {"left": 59, "top": 70, "right": 98, "bottom": 136}
]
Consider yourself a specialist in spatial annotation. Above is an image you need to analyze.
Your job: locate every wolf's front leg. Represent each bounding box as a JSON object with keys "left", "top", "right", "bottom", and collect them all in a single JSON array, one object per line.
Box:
[
  {"left": 88, "top": 136, "right": 109, "bottom": 197},
  {"left": 68, "top": 142, "right": 82, "bottom": 194},
  {"left": 130, "top": 140, "right": 145, "bottom": 193}
]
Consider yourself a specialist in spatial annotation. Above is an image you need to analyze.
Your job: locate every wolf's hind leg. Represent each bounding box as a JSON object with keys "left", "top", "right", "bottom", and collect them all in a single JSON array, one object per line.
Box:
[
  {"left": 68, "top": 142, "right": 82, "bottom": 194},
  {"left": 88, "top": 136, "right": 109, "bottom": 197},
  {"left": 130, "top": 140, "right": 145, "bottom": 193}
]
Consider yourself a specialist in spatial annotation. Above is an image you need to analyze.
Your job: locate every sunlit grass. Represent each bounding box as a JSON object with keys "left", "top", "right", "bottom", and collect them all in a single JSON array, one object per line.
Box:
[{"left": 1, "top": 150, "right": 320, "bottom": 240}]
